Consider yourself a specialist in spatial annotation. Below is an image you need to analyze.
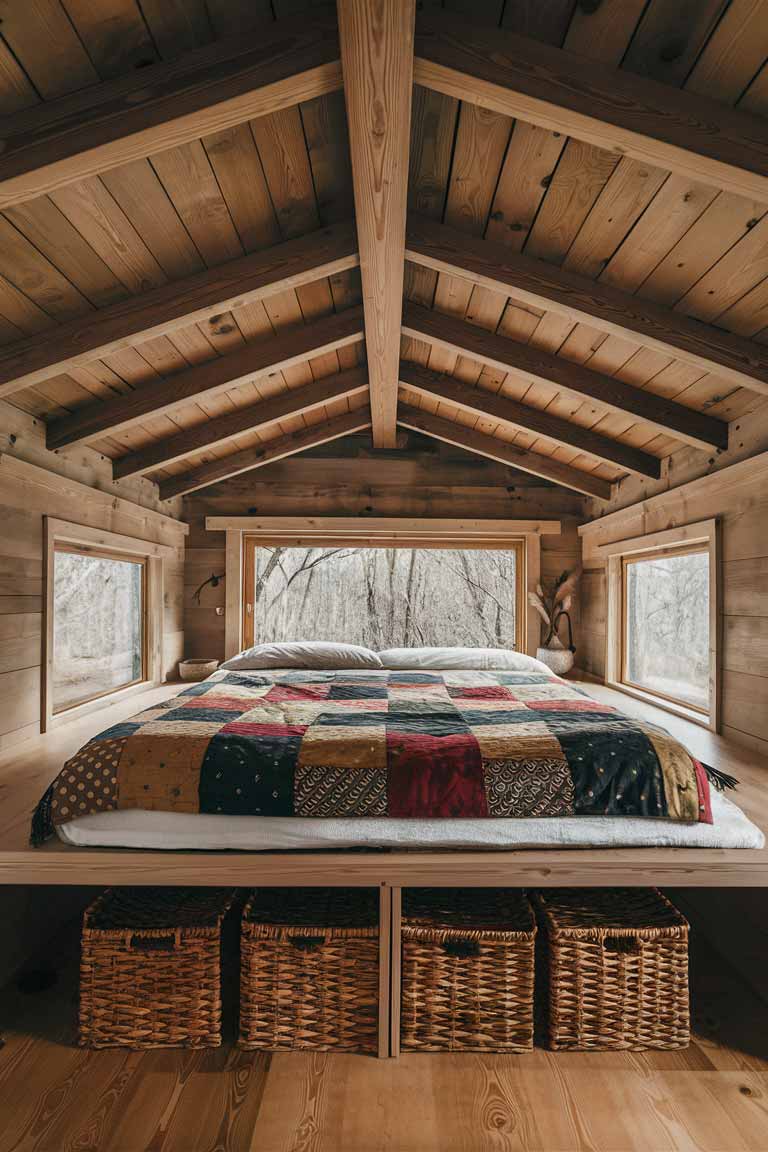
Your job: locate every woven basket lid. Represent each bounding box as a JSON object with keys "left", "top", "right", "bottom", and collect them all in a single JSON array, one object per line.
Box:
[
  {"left": 403, "top": 888, "right": 535, "bottom": 939},
  {"left": 535, "top": 888, "right": 688, "bottom": 934},
  {"left": 85, "top": 887, "right": 235, "bottom": 930},
  {"left": 243, "top": 887, "right": 379, "bottom": 934}
]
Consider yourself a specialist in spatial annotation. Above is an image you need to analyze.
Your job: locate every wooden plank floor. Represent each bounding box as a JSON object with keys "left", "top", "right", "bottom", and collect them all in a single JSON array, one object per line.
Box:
[
  {"left": 0, "top": 918, "right": 766, "bottom": 1151},
  {"left": 1, "top": 682, "right": 767, "bottom": 888}
]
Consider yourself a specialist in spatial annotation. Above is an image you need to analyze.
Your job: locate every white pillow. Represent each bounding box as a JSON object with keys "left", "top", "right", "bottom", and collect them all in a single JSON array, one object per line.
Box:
[
  {"left": 377, "top": 646, "right": 552, "bottom": 673},
  {"left": 220, "top": 641, "right": 383, "bottom": 671}
]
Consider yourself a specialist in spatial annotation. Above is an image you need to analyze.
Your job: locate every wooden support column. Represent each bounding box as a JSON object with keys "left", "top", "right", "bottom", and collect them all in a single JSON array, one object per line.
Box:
[{"left": 338, "top": 0, "right": 415, "bottom": 447}]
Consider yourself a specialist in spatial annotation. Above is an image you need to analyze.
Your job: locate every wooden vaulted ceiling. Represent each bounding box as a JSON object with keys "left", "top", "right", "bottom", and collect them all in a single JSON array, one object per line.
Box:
[{"left": 1, "top": 1, "right": 768, "bottom": 505}]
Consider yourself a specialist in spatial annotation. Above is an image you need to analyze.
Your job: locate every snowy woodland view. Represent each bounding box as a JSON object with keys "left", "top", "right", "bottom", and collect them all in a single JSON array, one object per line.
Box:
[
  {"left": 53, "top": 551, "right": 143, "bottom": 711},
  {"left": 251, "top": 546, "right": 519, "bottom": 651},
  {"left": 624, "top": 550, "right": 710, "bottom": 710}
]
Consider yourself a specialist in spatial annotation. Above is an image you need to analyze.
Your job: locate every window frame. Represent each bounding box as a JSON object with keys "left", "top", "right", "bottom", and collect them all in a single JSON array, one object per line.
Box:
[
  {"left": 240, "top": 536, "right": 528, "bottom": 654},
  {"left": 43, "top": 518, "right": 174, "bottom": 732},
  {"left": 600, "top": 519, "right": 720, "bottom": 731}
]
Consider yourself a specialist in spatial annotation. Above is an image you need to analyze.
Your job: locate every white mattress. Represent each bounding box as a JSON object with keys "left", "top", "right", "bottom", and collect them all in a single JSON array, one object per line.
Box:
[{"left": 56, "top": 788, "right": 764, "bottom": 851}]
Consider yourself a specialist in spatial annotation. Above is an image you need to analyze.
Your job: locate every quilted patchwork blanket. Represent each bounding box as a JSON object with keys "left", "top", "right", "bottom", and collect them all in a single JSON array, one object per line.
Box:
[{"left": 32, "top": 667, "right": 714, "bottom": 843}]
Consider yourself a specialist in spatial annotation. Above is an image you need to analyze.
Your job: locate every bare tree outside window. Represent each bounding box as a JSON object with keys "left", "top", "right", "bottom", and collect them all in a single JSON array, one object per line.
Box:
[
  {"left": 624, "top": 549, "right": 709, "bottom": 711},
  {"left": 250, "top": 547, "right": 519, "bottom": 650},
  {"left": 53, "top": 549, "right": 144, "bottom": 711}
]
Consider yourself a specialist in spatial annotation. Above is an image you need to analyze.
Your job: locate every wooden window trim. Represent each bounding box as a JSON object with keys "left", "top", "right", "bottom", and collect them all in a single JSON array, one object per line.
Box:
[
  {"left": 42, "top": 518, "right": 174, "bottom": 733},
  {"left": 601, "top": 519, "right": 721, "bottom": 732}
]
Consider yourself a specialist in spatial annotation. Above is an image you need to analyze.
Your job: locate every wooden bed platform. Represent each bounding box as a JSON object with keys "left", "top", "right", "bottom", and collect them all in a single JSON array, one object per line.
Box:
[{"left": 0, "top": 681, "right": 765, "bottom": 889}]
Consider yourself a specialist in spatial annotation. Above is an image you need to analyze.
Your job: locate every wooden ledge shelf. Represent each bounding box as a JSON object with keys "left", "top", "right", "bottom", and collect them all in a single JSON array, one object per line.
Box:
[{"left": 0, "top": 683, "right": 765, "bottom": 888}]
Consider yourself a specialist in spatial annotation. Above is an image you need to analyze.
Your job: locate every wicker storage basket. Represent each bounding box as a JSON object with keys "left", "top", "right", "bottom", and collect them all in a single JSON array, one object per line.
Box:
[
  {"left": 401, "top": 889, "right": 536, "bottom": 1052},
  {"left": 239, "top": 888, "right": 379, "bottom": 1052},
  {"left": 79, "top": 887, "right": 236, "bottom": 1049},
  {"left": 534, "top": 888, "right": 690, "bottom": 1051}
]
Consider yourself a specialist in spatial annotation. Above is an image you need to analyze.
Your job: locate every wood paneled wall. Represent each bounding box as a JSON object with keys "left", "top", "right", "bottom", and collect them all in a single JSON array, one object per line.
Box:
[
  {"left": 0, "top": 402, "right": 187, "bottom": 752},
  {"left": 183, "top": 434, "right": 585, "bottom": 661},
  {"left": 579, "top": 444, "right": 768, "bottom": 755}
]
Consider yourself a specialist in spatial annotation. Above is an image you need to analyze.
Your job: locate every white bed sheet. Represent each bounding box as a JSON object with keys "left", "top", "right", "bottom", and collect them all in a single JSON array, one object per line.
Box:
[{"left": 56, "top": 789, "right": 764, "bottom": 851}]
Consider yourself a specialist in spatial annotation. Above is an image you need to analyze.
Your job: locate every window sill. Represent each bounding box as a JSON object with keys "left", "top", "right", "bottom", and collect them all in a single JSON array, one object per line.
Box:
[
  {"left": 604, "top": 678, "right": 716, "bottom": 733},
  {"left": 45, "top": 678, "right": 158, "bottom": 733}
]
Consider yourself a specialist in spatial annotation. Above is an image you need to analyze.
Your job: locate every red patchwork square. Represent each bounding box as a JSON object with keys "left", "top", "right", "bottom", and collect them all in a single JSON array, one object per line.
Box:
[
  {"left": 265, "top": 684, "right": 332, "bottom": 702},
  {"left": 220, "top": 721, "right": 307, "bottom": 737},
  {"left": 387, "top": 731, "right": 487, "bottom": 817}
]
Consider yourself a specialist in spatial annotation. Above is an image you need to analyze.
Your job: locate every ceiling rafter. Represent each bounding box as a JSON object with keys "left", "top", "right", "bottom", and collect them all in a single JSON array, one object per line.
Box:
[
  {"left": 406, "top": 215, "right": 768, "bottom": 398},
  {"left": 0, "top": 221, "right": 359, "bottom": 401},
  {"left": 413, "top": 10, "right": 768, "bottom": 203},
  {"left": 399, "top": 361, "right": 662, "bottom": 479},
  {"left": 112, "top": 366, "right": 369, "bottom": 479},
  {"left": 402, "top": 301, "right": 728, "bottom": 452},
  {"left": 0, "top": 15, "right": 342, "bottom": 211},
  {"left": 397, "top": 405, "right": 611, "bottom": 500},
  {"left": 159, "top": 407, "right": 373, "bottom": 500},
  {"left": 47, "top": 307, "right": 365, "bottom": 449},
  {"left": 338, "top": 0, "right": 415, "bottom": 447}
]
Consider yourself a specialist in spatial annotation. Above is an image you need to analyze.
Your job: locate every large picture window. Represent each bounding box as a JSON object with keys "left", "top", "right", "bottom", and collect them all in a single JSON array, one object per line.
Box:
[
  {"left": 242, "top": 542, "right": 524, "bottom": 652},
  {"left": 52, "top": 545, "right": 146, "bottom": 713}
]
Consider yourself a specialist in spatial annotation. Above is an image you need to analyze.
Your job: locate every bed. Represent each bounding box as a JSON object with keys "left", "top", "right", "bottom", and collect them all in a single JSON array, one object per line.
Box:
[{"left": 33, "top": 644, "right": 765, "bottom": 852}]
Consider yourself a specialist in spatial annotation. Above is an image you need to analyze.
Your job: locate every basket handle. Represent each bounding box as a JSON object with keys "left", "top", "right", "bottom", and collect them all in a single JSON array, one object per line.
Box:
[
  {"left": 290, "top": 935, "right": 327, "bottom": 951},
  {"left": 442, "top": 938, "right": 481, "bottom": 958},
  {"left": 128, "top": 931, "right": 179, "bottom": 952},
  {"left": 603, "top": 935, "right": 641, "bottom": 955}
]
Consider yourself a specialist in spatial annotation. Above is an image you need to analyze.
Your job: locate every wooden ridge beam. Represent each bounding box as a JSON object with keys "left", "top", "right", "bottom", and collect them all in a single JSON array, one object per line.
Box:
[
  {"left": 406, "top": 214, "right": 768, "bottom": 397},
  {"left": 0, "top": 16, "right": 342, "bottom": 211},
  {"left": 48, "top": 307, "right": 365, "bottom": 450},
  {"left": 112, "top": 366, "right": 369, "bottom": 479},
  {"left": 160, "top": 408, "right": 372, "bottom": 500},
  {"left": 338, "top": 0, "right": 415, "bottom": 447},
  {"left": 397, "top": 404, "right": 611, "bottom": 500},
  {"left": 402, "top": 302, "right": 728, "bottom": 452},
  {"left": 413, "top": 10, "right": 768, "bottom": 203},
  {"left": 399, "top": 361, "right": 661, "bottom": 479},
  {"left": 0, "top": 221, "right": 358, "bottom": 401}
]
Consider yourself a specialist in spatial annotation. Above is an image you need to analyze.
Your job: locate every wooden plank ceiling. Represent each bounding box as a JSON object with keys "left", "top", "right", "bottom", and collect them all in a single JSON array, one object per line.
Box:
[{"left": 0, "top": 0, "right": 767, "bottom": 505}]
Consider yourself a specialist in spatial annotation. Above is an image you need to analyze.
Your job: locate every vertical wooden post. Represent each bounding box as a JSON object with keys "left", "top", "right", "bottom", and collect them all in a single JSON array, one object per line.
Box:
[
  {"left": 337, "top": 0, "right": 416, "bottom": 447},
  {"left": 378, "top": 884, "right": 392, "bottom": 1058},
  {"left": 389, "top": 884, "right": 402, "bottom": 1059}
]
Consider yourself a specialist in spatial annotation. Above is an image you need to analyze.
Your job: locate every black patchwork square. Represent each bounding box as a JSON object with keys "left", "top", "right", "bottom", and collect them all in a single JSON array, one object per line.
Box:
[
  {"left": 198, "top": 732, "right": 299, "bottom": 815},
  {"left": 328, "top": 683, "right": 389, "bottom": 700},
  {"left": 557, "top": 723, "right": 667, "bottom": 817}
]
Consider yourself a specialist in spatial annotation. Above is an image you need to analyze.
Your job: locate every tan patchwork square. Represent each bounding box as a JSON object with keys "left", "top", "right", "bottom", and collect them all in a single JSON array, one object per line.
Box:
[
  {"left": 118, "top": 734, "right": 210, "bottom": 812},
  {"left": 298, "top": 724, "right": 387, "bottom": 769}
]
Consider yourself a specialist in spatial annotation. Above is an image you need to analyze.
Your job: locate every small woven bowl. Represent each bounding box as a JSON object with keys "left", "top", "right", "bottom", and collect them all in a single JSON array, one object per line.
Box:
[{"left": 179, "top": 658, "right": 219, "bottom": 682}]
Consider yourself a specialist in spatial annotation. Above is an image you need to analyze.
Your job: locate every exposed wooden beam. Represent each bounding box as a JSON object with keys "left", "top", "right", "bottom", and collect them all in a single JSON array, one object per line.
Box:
[
  {"left": 414, "top": 11, "right": 768, "bottom": 203},
  {"left": 397, "top": 404, "right": 611, "bottom": 500},
  {"left": 399, "top": 361, "right": 661, "bottom": 479},
  {"left": 0, "top": 221, "right": 357, "bottom": 401},
  {"left": 113, "top": 366, "right": 369, "bottom": 479},
  {"left": 0, "top": 17, "right": 342, "bottom": 211},
  {"left": 160, "top": 408, "right": 373, "bottom": 500},
  {"left": 406, "top": 215, "right": 768, "bottom": 398},
  {"left": 48, "top": 308, "right": 364, "bottom": 450},
  {"left": 338, "top": 0, "right": 415, "bottom": 447},
  {"left": 402, "top": 302, "right": 728, "bottom": 452}
]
